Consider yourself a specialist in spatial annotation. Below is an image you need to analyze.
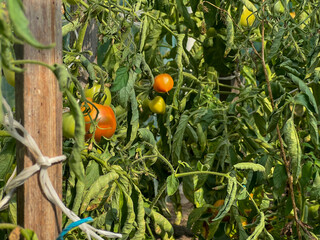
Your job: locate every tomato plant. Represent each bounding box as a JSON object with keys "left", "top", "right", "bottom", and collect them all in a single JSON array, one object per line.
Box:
[{"left": 1, "top": 0, "right": 320, "bottom": 239}]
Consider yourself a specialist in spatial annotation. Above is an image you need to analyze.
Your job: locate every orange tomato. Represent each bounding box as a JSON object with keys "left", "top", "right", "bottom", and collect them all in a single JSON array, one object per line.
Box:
[
  {"left": 213, "top": 199, "right": 225, "bottom": 208},
  {"left": 153, "top": 73, "right": 174, "bottom": 93},
  {"left": 81, "top": 98, "right": 116, "bottom": 142}
]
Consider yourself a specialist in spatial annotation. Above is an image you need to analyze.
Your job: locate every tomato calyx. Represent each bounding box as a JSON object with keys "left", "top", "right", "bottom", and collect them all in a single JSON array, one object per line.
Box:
[{"left": 84, "top": 83, "right": 112, "bottom": 106}]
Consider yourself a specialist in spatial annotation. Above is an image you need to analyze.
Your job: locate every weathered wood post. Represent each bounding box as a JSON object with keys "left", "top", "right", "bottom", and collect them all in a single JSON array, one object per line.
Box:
[{"left": 15, "top": 0, "right": 62, "bottom": 239}]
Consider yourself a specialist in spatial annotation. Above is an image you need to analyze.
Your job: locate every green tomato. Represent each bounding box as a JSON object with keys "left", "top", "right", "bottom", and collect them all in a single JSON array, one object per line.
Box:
[
  {"left": 62, "top": 112, "right": 76, "bottom": 138},
  {"left": 3, "top": 66, "right": 15, "bottom": 87},
  {"left": 115, "top": 105, "right": 126, "bottom": 117},
  {"left": 84, "top": 83, "right": 112, "bottom": 106}
]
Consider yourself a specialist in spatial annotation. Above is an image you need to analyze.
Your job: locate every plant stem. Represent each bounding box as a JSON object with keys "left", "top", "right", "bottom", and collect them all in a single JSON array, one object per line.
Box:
[
  {"left": 175, "top": 171, "right": 229, "bottom": 179},
  {"left": 144, "top": 12, "right": 177, "bottom": 37},
  {"left": 150, "top": 182, "right": 167, "bottom": 210},
  {"left": 12, "top": 60, "right": 55, "bottom": 71},
  {"left": 144, "top": 142, "right": 175, "bottom": 174},
  {"left": 218, "top": 82, "right": 242, "bottom": 90}
]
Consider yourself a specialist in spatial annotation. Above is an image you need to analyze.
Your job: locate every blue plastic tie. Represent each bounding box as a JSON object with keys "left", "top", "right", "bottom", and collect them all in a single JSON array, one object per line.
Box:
[{"left": 56, "top": 217, "right": 94, "bottom": 240}]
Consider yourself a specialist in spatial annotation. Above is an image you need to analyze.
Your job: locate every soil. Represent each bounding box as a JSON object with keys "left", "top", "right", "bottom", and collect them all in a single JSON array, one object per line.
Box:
[{"left": 167, "top": 187, "right": 195, "bottom": 240}]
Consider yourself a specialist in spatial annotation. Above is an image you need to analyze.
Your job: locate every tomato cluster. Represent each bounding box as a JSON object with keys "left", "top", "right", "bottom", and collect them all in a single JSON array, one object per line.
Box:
[
  {"left": 63, "top": 83, "right": 116, "bottom": 142},
  {"left": 147, "top": 73, "right": 174, "bottom": 114}
]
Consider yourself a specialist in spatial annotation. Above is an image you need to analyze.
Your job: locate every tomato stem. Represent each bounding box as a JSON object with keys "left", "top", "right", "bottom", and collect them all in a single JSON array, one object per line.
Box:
[{"left": 12, "top": 60, "right": 55, "bottom": 71}]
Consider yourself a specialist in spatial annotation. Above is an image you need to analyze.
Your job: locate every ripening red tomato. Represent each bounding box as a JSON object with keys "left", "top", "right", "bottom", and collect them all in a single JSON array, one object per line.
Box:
[
  {"left": 81, "top": 98, "right": 116, "bottom": 142},
  {"left": 153, "top": 73, "right": 174, "bottom": 93}
]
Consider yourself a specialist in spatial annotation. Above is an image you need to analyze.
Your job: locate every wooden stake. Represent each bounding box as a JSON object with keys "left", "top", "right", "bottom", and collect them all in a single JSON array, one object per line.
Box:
[{"left": 15, "top": 0, "right": 62, "bottom": 239}]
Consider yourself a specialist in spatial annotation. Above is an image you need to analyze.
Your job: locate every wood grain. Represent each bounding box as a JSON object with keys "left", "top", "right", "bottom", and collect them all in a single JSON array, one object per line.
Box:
[{"left": 15, "top": 0, "right": 62, "bottom": 239}]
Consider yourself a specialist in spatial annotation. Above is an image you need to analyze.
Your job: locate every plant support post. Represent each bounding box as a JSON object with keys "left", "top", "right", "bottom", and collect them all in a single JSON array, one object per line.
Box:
[{"left": 15, "top": 0, "right": 62, "bottom": 239}]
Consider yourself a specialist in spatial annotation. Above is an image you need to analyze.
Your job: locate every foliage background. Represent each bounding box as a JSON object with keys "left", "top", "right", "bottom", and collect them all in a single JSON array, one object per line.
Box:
[{"left": 1, "top": 0, "right": 320, "bottom": 239}]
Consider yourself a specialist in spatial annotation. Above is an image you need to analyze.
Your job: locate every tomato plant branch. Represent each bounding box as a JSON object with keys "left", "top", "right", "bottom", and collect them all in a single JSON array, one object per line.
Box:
[
  {"left": 143, "top": 12, "right": 177, "bottom": 37},
  {"left": 260, "top": 4, "right": 312, "bottom": 239},
  {"left": 11, "top": 60, "right": 55, "bottom": 71},
  {"left": 175, "top": 171, "right": 229, "bottom": 179},
  {"left": 144, "top": 142, "right": 175, "bottom": 174},
  {"left": 149, "top": 182, "right": 167, "bottom": 211}
]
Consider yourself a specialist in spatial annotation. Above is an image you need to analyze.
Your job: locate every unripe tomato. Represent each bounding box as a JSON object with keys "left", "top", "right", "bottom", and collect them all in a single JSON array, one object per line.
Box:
[
  {"left": 148, "top": 96, "right": 166, "bottom": 114},
  {"left": 240, "top": 6, "right": 255, "bottom": 27},
  {"left": 84, "top": 83, "right": 112, "bottom": 106},
  {"left": 153, "top": 73, "right": 174, "bottom": 93},
  {"left": 62, "top": 112, "right": 76, "bottom": 138},
  {"left": 3, "top": 66, "right": 15, "bottom": 87},
  {"left": 81, "top": 99, "right": 116, "bottom": 142}
]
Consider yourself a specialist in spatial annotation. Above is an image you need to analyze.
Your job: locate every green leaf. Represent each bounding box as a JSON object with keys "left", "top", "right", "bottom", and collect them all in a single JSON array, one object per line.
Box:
[
  {"left": 310, "top": 171, "right": 320, "bottom": 200},
  {"left": 7, "top": 0, "right": 54, "bottom": 49},
  {"left": 240, "top": 0, "right": 257, "bottom": 12},
  {"left": 231, "top": 206, "right": 249, "bottom": 240},
  {"left": 121, "top": 191, "right": 136, "bottom": 239},
  {"left": 190, "top": 0, "right": 200, "bottom": 12},
  {"left": 196, "top": 123, "right": 206, "bottom": 153},
  {"left": 268, "top": 26, "right": 286, "bottom": 61},
  {"left": 102, "top": 43, "right": 121, "bottom": 74},
  {"left": 247, "top": 212, "right": 265, "bottom": 240},
  {"left": 176, "top": 0, "right": 199, "bottom": 36},
  {"left": 187, "top": 205, "right": 210, "bottom": 230},
  {"left": 0, "top": 138, "right": 15, "bottom": 181},
  {"left": 213, "top": 176, "right": 237, "bottom": 221},
  {"left": 111, "top": 66, "right": 129, "bottom": 92},
  {"left": 147, "top": 208, "right": 174, "bottom": 239},
  {"left": 124, "top": 72, "right": 140, "bottom": 149},
  {"left": 66, "top": 91, "right": 85, "bottom": 181},
  {"left": 138, "top": 128, "right": 156, "bottom": 146},
  {"left": 300, "top": 161, "right": 313, "bottom": 189},
  {"left": 224, "top": 6, "right": 234, "bottom": 57},
  {"left": 79, "top": 55, "right": 96, "bottom": 84},
  {"left": 80, "top": 171, "right": 119, "bottom": 213},
  {"left": 283, "top": 117, "right": 301, "bottom": 183},
  {"left": 294, "top": 93, "right": 315, "bottom": 113},
  {"left": 53, "top": 64, "right": 71, "bottom": 92},
  {"left": 273, "top": 164, "right": 287, "bottom": 199},
  {"left": 172, "top": 112, "right": 190, "bottom": 164},
  {"left": 139, "top": 16, "right": 148, "bottom": 52},
  {"left": 20, "top": 228, "right": 39, "bottom": 240},
  {"left": 84, "top": 160, "right": 100, "bottom": 190},
  {"left": 289, "top": 73, "right": 318, "bottom": 114},
  {"left": 234, "top": 163, "right": 265, "bottom": 172},
  {"left": 167, "top": 175, "right": 179, "bottom": 196},
  {"left": 307, "top": 110, "right": 319, "bottom": 146},
  {"left": 267, "top": 109, "right": 284, "bottom": 134},
  {"left": 131, "top": 185, "right": 146, "bottom": 240}
]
